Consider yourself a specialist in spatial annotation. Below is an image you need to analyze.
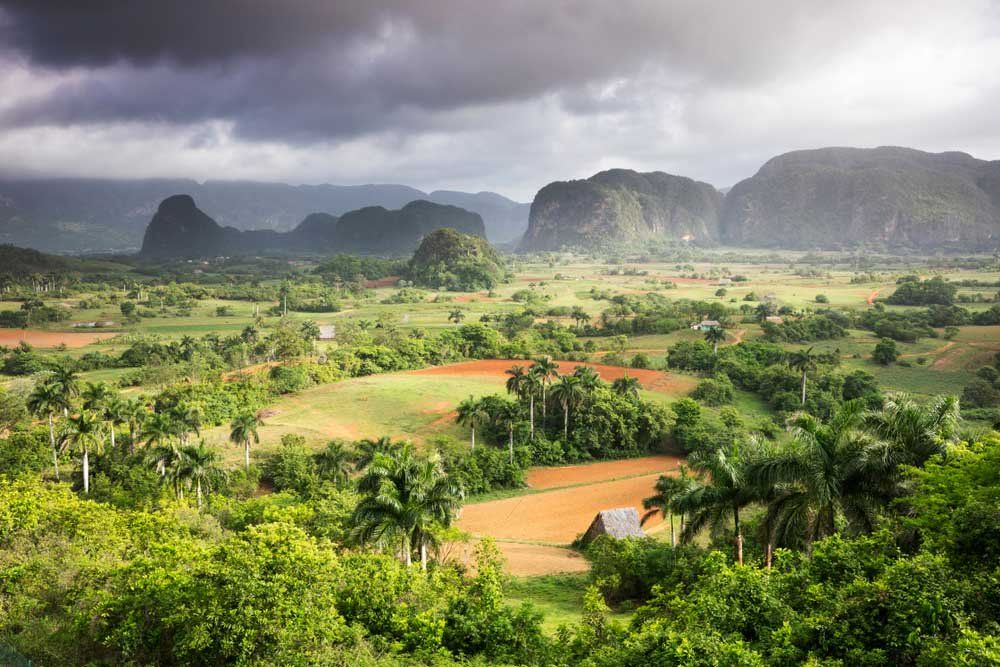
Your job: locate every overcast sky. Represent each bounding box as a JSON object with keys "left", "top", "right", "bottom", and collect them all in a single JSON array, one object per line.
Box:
[{"left": 1, "top": 0, "right": 998, "bottom": 200}]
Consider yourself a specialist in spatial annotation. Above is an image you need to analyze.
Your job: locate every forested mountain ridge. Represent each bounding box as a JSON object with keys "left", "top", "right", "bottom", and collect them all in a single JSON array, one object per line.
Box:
[
  {"left": 720, "top": 146, "right": 1000, "bottom": 250},
  {"left": 520, "top": 169, "right": 723, "bottom": 251},
  {"left": 0, "top": 178, "right": 525, "bottom": 252},
  {"left": 519, "top": 147, "right": 1000, "bottom": 251},
  {"left": 138, "top": 195, "right": 486, "bottom": 258}
]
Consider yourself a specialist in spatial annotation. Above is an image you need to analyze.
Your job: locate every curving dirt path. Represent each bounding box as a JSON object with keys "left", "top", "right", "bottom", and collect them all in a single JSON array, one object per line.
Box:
[{"left": 866, "top": 288, "right": 882, "bottom": 305}]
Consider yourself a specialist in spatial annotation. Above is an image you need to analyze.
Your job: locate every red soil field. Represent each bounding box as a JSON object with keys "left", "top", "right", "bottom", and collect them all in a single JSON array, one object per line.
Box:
[
  {"left": 457, "top": 471, "right": 672, "bottom": 544},
  {"left": 453, "top": 540, "right": 590, "bottom": 576},
  {"left": 0, "top": 329, "right": 116, "bottom": 348},
  {"left": 409, "top": 359, "right": 697, "bottom": 395},
  {"left": 526, "top": 454, "right": 680, "bottom": 490}
]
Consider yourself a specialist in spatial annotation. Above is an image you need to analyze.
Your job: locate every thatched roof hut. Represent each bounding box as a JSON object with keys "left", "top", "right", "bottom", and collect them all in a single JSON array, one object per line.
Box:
[{"left": 580, "top": 507, "right": 645, "bottom": 546}]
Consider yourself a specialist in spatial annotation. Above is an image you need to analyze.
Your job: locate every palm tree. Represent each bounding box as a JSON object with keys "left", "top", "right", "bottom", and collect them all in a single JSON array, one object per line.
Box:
[
  {"left": 521, "top": 373, "right": 544, "bottom": 439},
  {"left": 48, "top": 366, "right": 80, "bottom": 416},
  {"left": 611, "top": 373, "right": 641, "bottom": 399},
  {"left": 103, "top": 394, "right": 127, "bottom": 453},
  {"left": 572, "top": 365, "right": 603, "bottom": 393},
  {"left": 492, "top": 400, "right": 520, "bottom": 464},
  {"left": 448, "top": 309, "right": 465, "bottom": 324},
  {"left": 64, "top": 410, "right": 104, "bottom": 494},
  {"left": 27, "top": 381, "right": 68, "bottom": 480},
  {"left": 141, "top": 411, "right": 175, "bottom": 450},
  {"left": 172, "top": 403, "right": 203, "bottom": 446},
  {"left": 121, "top": 398, "right": 148, "bottom": 454},
  {"left": 505, "top": 365, "right": 528, "bottom": 398},
  {"left": 642, "top": 469, "right": 696, "bottom": 547},
  {"left": 747, "top": 401, "right": 896, "bottom": 554},
  {"left": 704, "top": 326, "right": 726, "bottom": 354},
  {"left": 314, "top": 440, "right": 352, "bottom": 487},
  {"left": 81, "top": 382, "right": 115, "bottom": 455},
  {"left": 530, "top": 356, "right": 559, "bottom": 423},
  {"left": 672, "top": 447, "right": 759, "bottom": 565},
  {"left": 861, "top": 394, "right": 959, "bottom": 467},
  {"left": 550, "top": 375, "right": 585, "bottom": 440},
  {"left": 229, "top": 412, "right": 262, "bottom": 471},
  {"left": 175, "top": 441, "right": 225, "bottom": 509},
  {"left": 354, "top": 436, "right": 396, "bottom": 471},
  {"left": 455, "top": 396, "right": 489, "bottom": 450},
  {"left": 352, "top": 445, "right": 462, "bottom": 570},
  {"left": 787, "top": 347, "right": 818, "bottom": 406}
]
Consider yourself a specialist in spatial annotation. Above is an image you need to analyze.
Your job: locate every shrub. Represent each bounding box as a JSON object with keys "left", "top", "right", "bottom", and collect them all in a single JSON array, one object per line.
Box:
[
  {"left": 691, "top": 374, "right": 735, "bottom": 406},
  {"left": 872, "top": 338, "right": 899, "bottom": 365}
]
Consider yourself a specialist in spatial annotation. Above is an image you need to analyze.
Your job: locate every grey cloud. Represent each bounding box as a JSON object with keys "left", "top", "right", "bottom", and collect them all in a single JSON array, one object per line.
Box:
[{"left": 0, "top": 1, "right": 914, "bottom": 142}]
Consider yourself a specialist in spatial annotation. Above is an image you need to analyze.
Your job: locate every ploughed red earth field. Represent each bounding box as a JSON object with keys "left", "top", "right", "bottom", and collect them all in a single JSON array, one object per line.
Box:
[
  {"left": 0, "top": 329, "right": 117, "bottom": 348},
  {"left": 455, "top": 455, "right": 681, "bottom": 575},
  {"left": 458, "top": 455, "right": 680, "bottom": 543},
  {"left": 410, "top": 359, "right": 697, "bottom": 395}
]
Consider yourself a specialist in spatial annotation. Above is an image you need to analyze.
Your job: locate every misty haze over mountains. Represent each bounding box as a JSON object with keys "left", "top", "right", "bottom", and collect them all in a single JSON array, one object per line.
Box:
[
  {"left": 0, "top": 179, "right": 529, "bottom": 253},
  {"left": 1, "top": 146, "right": 999, "bottom": 256}
]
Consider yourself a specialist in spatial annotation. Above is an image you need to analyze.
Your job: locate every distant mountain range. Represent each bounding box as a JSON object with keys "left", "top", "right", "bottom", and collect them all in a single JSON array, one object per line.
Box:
[
  {"left": 4, "top": 146, "right": 998, "bottom": 256},
  {"left": 0, "top": 178, "right": 528, "bottom": 253},
  {"left": 520, "top": 147, "right": 1000, "bottom": 252},
  {"left": 139, "top": 195, "right": 485, "bottom": 258}
]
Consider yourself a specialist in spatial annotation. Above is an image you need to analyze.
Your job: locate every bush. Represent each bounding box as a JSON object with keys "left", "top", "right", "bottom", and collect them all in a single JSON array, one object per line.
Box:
[
  {"left": 815, "top": 294, "right": 829, "bottom": 303},
  {"left": 269, "top": 364, "right": 315, "bottom": 394},
  {"left": 872, "top": 338, "right": 899, "bottom": 365},
  {"left": 263, "top": 434, "right": 320, "bottom": 496},
  {"left": 962, "top": 378, "right": 1000, "bottom": 408},
  {"left": 691, "top": 374, "right": 735, "bottom": 406}
]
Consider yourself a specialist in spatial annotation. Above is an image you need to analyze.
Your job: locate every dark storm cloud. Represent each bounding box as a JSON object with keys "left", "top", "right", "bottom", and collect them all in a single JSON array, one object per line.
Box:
[
  {"left": 0, "top": 0, "right": 892, "bottom": 142},
  {"left": 0, "top": 1, "right": 997, "bottom": 197}
]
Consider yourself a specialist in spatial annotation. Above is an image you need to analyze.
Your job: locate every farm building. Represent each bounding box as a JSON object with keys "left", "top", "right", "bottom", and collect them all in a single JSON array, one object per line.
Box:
[
  {"left": 580, "top": 508, "right": 645, "bottom": 546},
  {"left": 690, "top": 319, "right": 721, "bottom": 331},
  {"left": 318, "top": 325, "right": 336, "bottom": 340},
  {"left": 765, "top": 315, "right": 784, "bottom": 324},
  {"left": 715, "top": 278, "right": 732, "bottom": 286}
]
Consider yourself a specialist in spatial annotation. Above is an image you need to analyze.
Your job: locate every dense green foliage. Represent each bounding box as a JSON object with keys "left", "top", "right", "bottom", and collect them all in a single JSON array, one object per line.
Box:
[{"left": 408, "top": 228, "right": 510, "bottom": 290}]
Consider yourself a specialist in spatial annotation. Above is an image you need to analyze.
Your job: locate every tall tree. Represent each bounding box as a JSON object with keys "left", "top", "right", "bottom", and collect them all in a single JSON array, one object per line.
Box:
[
  {"left": 530, "top": 357, "right": 559, "bottom": 422},
  {"left": 354, "top": 436, "right": 396, "bottom": 471},
  {"left": 550, "top": 375, "right": 585, "bottom": 440},
  {"left": 642, "top": 468, "right": 696, "bottom": 547},
  {"left": 27, "top": 381, "right": 68, "bottom": 480},
  {"left": 672, "top": 447, "right": 760, "bottom": 565},
  {"left": 455, "top": 396, "right": 489, "bottom": 450},
  {"left": 121, "top": 398, "right": 148, "bottom": 454},
  {"left": 861, "top": 394, "right": 960, "bottom": 467},
  {"left": 611, "top": 373, "right": 641, "bottom": 398},
  {"left": 314, "top": 440, "right": 352, "bottom": 487},
  {"left": 64, "top": 410, "right": 104, "bottom": 494},
  {"left": 48, "top": 366, "right": 79, "bottom": 417},
  {"left": 704, "top": 326, "right": 726, "bottom": 354},
  {"left": 229, "top": 412, "right": 262, "bottom": 472},
  {"left": 171, "top": 403, "right": 203, "bottom": 446},
  {"left": 747, "top": 401, "right": 897, "bottom": 553},
  {"left": 352, "top": 445, "right": 462, "bottom": 570},
  {"left": 787, "top": 347, "right": 818, "bottom": 406},
  {"left": 175, "top": 441, "right": 225, "bottom": 509},
  {"left": 522, "top": 373, "right": 542, "bottom": 439},
  {"left": 141, "top": 412, "right": 175, "bottom": 450},
  {"left": 572, "top": 365, "right": 603, "bottom": 393}
]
